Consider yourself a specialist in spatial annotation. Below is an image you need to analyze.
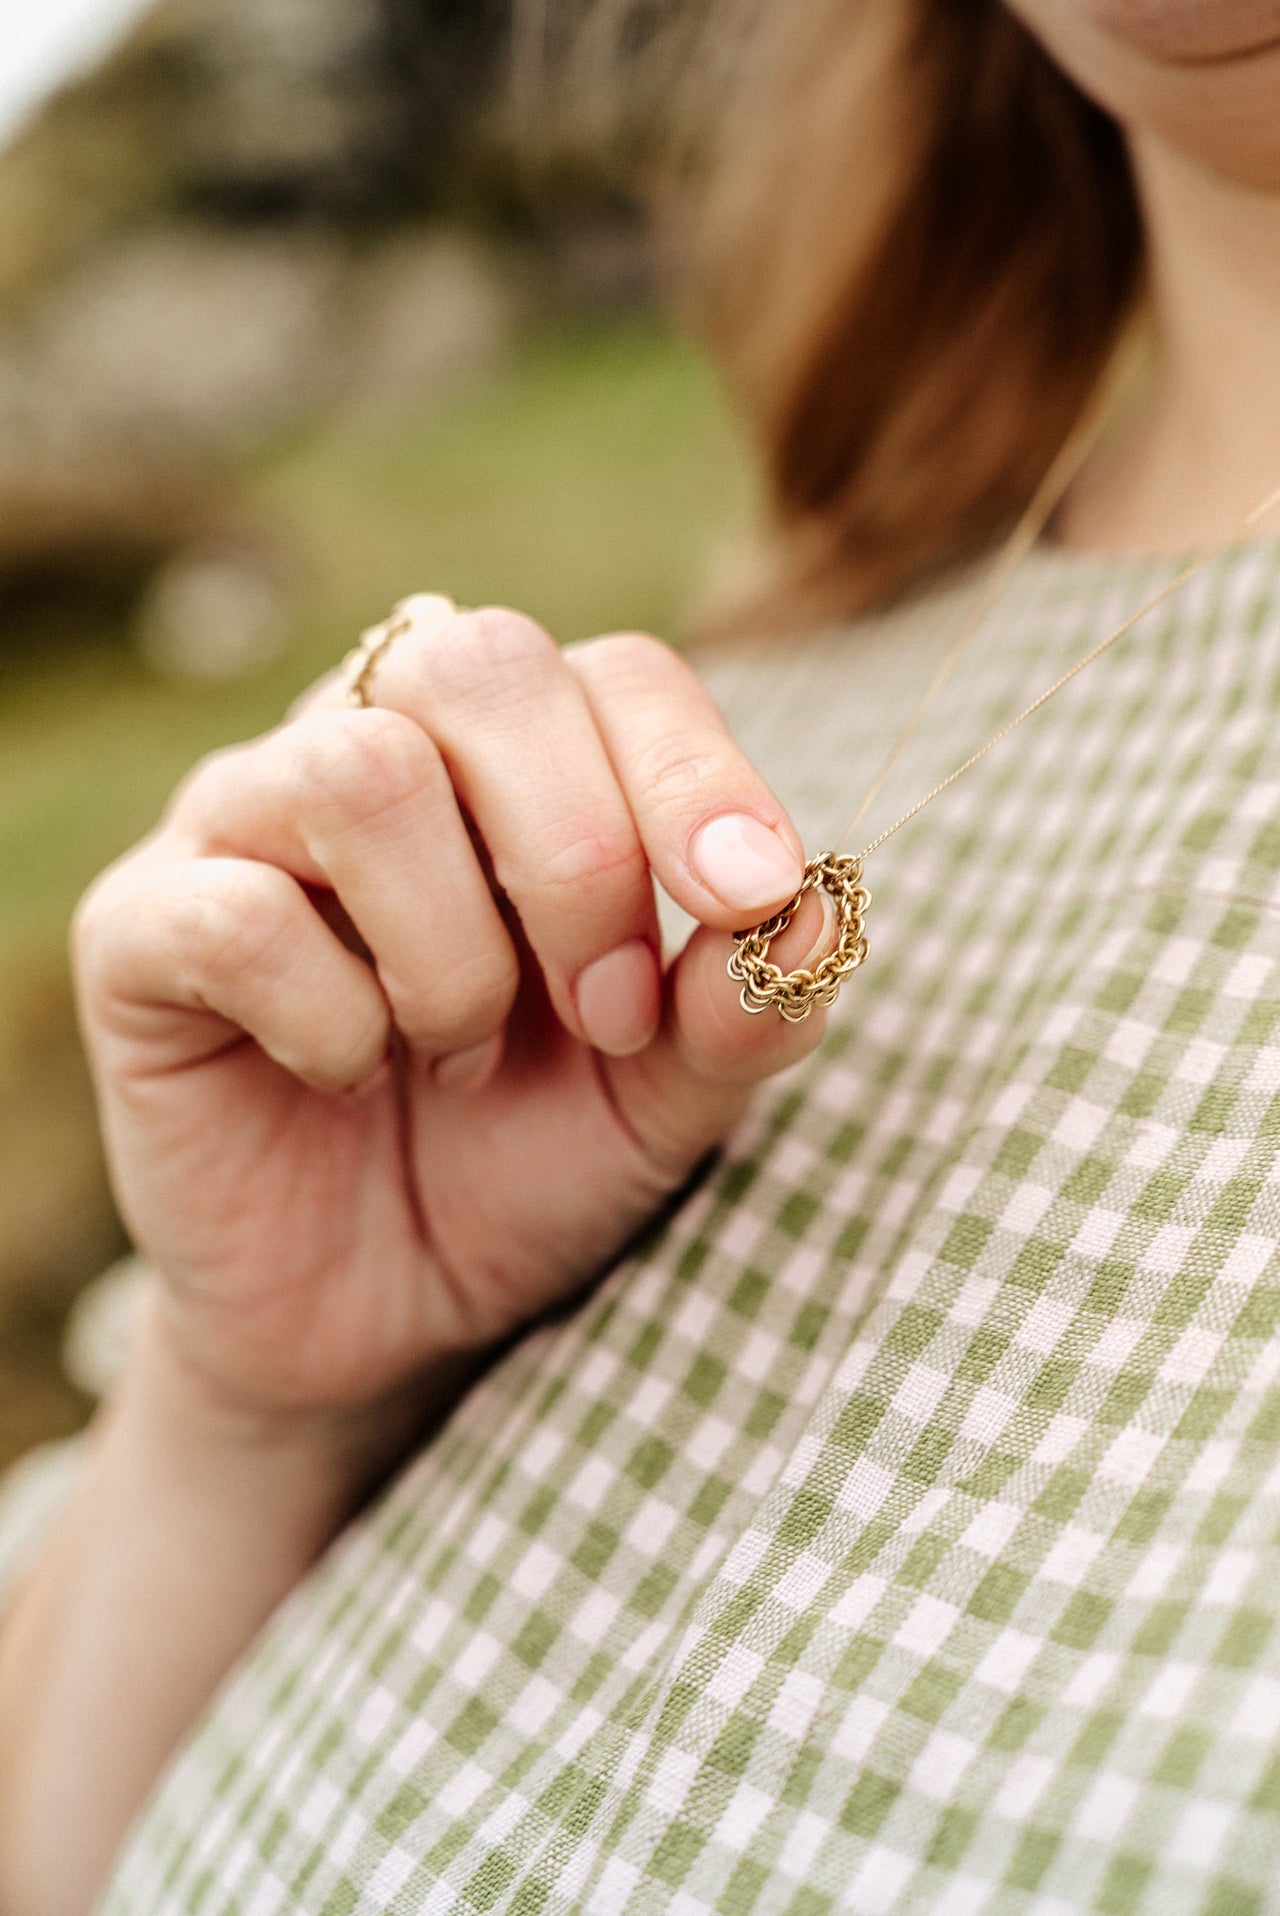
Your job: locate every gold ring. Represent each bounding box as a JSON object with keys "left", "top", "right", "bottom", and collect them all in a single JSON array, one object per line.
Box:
[{"left": 340, "top": 594, "right": 458, "bottom": 708}]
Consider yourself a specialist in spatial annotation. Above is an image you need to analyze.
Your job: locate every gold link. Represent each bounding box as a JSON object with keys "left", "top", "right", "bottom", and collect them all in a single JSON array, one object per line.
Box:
[
  {"left": 342, "top": 612, "right": 415, "bottom": 709},
  {"left": 728, "top": 854, "right": 871, "bottom": 1023}
]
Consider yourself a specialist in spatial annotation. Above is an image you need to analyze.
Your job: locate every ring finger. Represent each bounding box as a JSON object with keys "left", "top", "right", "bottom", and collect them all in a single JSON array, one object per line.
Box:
[{"left": 369, "top": 601, "right": 664, "bottom": 1057}]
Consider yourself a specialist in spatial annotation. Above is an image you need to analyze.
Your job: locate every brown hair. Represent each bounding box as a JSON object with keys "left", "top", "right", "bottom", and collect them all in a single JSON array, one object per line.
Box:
[
  {"left": 527, "top": 0, "right": 1144, "bottom": 631},
  {"left": 683, "top": 0, "right": 1145, "bottom": 630}
]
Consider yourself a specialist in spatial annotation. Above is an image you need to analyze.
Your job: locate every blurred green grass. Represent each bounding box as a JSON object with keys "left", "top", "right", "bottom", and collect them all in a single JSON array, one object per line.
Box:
[{"left": 0, "top": 318, "right": 746, "bottom": 1465}]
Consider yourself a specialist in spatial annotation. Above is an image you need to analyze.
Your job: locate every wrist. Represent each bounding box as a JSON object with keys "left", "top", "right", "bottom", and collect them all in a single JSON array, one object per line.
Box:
[{"left": 117, "top": 1287, "right": 469, "bottom": 1545}]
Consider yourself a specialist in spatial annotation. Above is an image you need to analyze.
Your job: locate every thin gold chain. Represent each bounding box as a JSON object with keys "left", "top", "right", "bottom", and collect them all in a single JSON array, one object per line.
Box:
[
  {"left": 851, "top": 477, "right": 1280, "bottom": 863},
  {"left": 729, "top": 361, "right": 1280, "bottom": 1026},
  {"left": 833, "top": 335, "right": 1147, "bottom": 856}
]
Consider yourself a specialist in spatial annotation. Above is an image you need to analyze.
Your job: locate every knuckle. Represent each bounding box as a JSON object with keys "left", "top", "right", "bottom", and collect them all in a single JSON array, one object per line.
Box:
[
  {"left": 167, "top": 864, "right": 294, "bottom": 986},
  {"left": 70, "top": 862, "right": 136, "bottom": 985},
  {"left": 382, "top": 940, "right": 518, "bottom": 1046},
  {"left": 468, "top": 606, "right": 558, "bottom": 669},
  {"left": 634, "top": 737, "right": 728, "bottom": 816},
  {"left": 573, "top": 629, "right": 670, "bottom": 683},
  {"left": 165, "top": 741, "right": 246, "bottom": 823},
  {"left": 290, "top": 709, "right": 438, "bottom": 825},
  {"left": 422, "top": 606, "right": 558, "bottom": 702},
  {"left": 530, "top": 824, "right": 649, "bottom": 897}
]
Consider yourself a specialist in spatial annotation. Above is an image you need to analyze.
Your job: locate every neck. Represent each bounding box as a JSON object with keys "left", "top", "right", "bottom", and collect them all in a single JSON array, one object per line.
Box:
[{"left": 1058, "top": 134, "right": 1280, "bottom": 556}]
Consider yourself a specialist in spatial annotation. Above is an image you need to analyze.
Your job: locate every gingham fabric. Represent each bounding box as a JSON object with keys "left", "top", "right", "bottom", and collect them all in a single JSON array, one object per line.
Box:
[{"left": 17, "top": 542, "right": 1280, "bottom": 1914}]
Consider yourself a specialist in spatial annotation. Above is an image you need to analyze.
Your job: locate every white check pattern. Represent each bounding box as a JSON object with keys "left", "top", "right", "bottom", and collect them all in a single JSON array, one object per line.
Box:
[{"left": 12, "top": 542, "right": 1280, "bottom": 1915}]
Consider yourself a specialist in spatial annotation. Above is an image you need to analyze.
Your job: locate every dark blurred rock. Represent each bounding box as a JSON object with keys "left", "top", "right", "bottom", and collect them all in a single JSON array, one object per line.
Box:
[
  {"left": 528, "top": 195, "right": 656, "bottom": 313},
  {"left": 0, "top": 0, "right": 661, "bottom": 622},
  {"left": 115, "top": 0, "right": 513, "bottom": 221},
  {"left": 147, "top": 0, "right": 416, "bottom": 217}
]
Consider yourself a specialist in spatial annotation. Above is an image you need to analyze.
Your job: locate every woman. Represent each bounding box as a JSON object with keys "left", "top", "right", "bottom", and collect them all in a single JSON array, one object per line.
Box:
[{"left": 4, "top": 1, "right": 1280, "bottom": 1909}]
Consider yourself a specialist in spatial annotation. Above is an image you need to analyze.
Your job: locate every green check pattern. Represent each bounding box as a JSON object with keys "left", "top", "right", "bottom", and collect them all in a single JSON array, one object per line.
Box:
[{"left": 33, "top": 545, "right": 1280, "bottom": 1911}]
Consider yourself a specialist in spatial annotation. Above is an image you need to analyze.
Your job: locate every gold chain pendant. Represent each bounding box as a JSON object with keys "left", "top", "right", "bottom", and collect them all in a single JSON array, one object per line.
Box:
[{"left": 728, "top": 853, "right": 871, "bottom": 1023}]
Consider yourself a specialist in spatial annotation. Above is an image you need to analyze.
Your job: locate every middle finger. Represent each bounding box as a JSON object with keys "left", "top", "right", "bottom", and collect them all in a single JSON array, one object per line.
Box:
[{"left": 372, "top": 602, "right": 663, "bottom": 1057}]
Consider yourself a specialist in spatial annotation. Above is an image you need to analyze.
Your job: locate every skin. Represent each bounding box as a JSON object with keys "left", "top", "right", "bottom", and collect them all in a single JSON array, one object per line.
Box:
[
  {"left": 1008, "top": 0, "right": 1280, "bottom": 551},
  {"left": 3, "top": 6, "right": 1280, "bottom": 1909},
  {"left": 0, "top": 600, "right": 838, "bottom": 1914}
]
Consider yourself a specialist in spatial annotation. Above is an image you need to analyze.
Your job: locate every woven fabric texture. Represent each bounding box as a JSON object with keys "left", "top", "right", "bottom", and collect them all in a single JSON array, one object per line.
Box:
[{"left": 39, "top": 543, "right": 1280, "bottom": 1913}]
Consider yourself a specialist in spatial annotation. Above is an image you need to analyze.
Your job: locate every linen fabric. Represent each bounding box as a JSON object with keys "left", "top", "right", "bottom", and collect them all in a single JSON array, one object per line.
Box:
[{"left": 17, "top": 543, "right": 1280, "bottom": 1915}]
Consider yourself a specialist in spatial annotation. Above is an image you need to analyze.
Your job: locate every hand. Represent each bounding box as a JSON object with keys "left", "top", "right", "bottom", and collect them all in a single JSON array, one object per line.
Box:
[{"left": 73, "top": 600, "right": 836, "bottom": 1439}]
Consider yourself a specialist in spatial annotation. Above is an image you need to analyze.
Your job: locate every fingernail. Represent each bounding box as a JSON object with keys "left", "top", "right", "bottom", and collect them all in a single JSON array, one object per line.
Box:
[
  {"left": 433, "top": 1034, "right": 503, "bottom": 1094},
  {"left": 574, "top": 939, "right": 661, "bottom": 1056},
  {"left": 691, "top": 814, "right": 804, "bottom": 915}
]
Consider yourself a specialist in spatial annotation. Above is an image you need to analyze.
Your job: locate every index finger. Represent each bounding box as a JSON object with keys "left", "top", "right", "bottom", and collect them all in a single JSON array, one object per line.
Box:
[{"left": 566, "top": 632, "right": 807, "bottom": 929}]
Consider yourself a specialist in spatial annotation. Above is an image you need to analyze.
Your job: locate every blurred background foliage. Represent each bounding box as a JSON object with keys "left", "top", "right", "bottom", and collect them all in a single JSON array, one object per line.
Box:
[{"left": 0, "top": 0, "right": 750, "bottom": 1468}]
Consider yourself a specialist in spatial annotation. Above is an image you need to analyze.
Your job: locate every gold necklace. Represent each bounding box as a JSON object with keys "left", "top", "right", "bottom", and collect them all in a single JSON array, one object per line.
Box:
[{"left": 728, "top": 404, "right": 1280, "bottom": 1024}]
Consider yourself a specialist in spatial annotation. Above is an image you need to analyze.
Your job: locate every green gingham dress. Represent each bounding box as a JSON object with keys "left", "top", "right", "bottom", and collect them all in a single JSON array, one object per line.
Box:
[{"left": 15, "top": 542, "right": 1280, "bottom": 1915}]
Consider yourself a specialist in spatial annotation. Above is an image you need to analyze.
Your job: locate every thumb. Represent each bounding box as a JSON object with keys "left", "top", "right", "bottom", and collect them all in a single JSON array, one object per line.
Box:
[{"left": 605, "top": 886, "right": 841, "bottom": 1179}]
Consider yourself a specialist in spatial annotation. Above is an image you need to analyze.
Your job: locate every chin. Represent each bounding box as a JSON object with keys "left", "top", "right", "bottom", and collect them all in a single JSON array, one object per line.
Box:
[
  {"left": 1076, "top": 0, "right": 1280, "bottom": 61},
  {"left": 1007, "top": 0, "right": 1280, "bottom": 188}
]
